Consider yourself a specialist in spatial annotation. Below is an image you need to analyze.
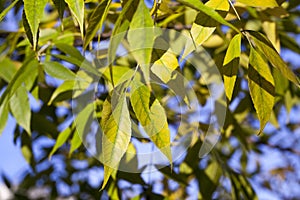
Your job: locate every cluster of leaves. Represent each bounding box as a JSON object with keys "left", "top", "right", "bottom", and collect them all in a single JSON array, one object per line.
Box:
[{"left": 0, "top": 0, "right": 300, "bottom": 199}]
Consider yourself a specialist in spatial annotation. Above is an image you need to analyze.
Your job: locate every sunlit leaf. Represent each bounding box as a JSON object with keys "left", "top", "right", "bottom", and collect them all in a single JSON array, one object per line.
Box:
[
  {"left": 237, "top": 0, "right": 278, "bottom": 8},
  {"left": 223, "top": 34, "right": 242, "bottom": 101},
  {"left": 248, "top": 31, "right": 300, "bottom": 87},
  {"left": 130, "top": 81, "right": 172, "bottom": 163},
  {"left": 23, "top": 0, "right": 47, "bottom": 50},
  {"left": 248, "top": 47, "right": 275, "bottom": 134},
  {"left": 128, "top": 0, "right": 154, "bottom": 84},
  {"left": 151, "top": 51, "right": 179, "bottom": 83},
  {"left": 9, "top": 85, "right": 31, "bottom": 135},
  {"left": 49, "top": 127, "right": 72, "bottom": 158},
  {"left": 0, "top": 0, "right": 19, "bottom": 22},
  {"left": 0, "top": 101, "right": 9, "bottom": 135},
  {"left": 182, "top": 0, "right": 230, "bottom": 58},
  {"left": 43, "top": 61, "right": 76, "bottom": 80},
  {"left": 101, "top": 93, "right": 131, "bottom": 189},
  {"left": 178, "top": 0, "right": 239, "bottom": 33},
  {"left": 64, "top": 0, "right": 84, "bottom": 38},
  {"left": 84, "top": 0, "right": 111, "bottom": 49}
]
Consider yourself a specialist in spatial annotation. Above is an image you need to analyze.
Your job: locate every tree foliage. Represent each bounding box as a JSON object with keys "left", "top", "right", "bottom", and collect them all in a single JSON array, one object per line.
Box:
[{"left": 0, "top": 0, "right": 300, "bottom": 199}]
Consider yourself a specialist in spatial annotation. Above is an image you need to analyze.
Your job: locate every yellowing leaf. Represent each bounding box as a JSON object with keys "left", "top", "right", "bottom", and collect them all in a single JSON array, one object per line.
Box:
[
  {"left": 182, "top": 0, "right": 230, "bottom": 59},
  {"left": 248, "top": 31, "right": 300, "bottom": 87},
  {"left": 223, "top": 34, "right": 242, "bottom": 101},
  {"left": 128, "top": 0, "right": 154, "bottom": 84},
  {"left": 9, "top": 85, "right": 31, "bottom": 135},
  {"left": 178, "top": 0, "right": 239, "bottom": 32},
  {"left": 248, "top": 48, "right": 275, "bottom": 134},
  {"left": 130, "top": 81, "right": 172, "bottom": 163},
  {"left": 237, "top": 0, "right": 278, "bottom": 8},
  {"left": 64, "top": 0, "right": 84, "bottom": 38},
  {"left": 23, "top": 0, "right": 47, "bottom": 50},
  {"left": 84, "top": 0, "right": 111, "bottom": 49},
  {"left": 101, "top": 93, "right": 131, "bottom": 189},
  {"left": 151, "top": 51, "right": 179, "bottom": 83}
]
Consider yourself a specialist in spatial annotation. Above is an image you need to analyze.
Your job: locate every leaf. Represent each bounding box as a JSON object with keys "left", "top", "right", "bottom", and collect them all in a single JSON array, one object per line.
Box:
[
  {"left": 0, "top": 58, "right": 17, "bottom": 82},
  {"left": 64, "top": 0, "right": 84, "bottom": 38},
  {"left": 55, "top": 43, "right": 84, "bottom": 60},
  {"left": 248, "top": 48, "right": 275, "bottom": 134},
  {"left": 128, "top": 0, "right": 155, "bottom": 84},
  {"left": 23, "top": 0, "right": 48, "bottom": 50},
  {"left": 70, "top": 103, "right": 94, "bottom": 154},
  {"left": 181, "top": 0, "right": 230, "bottom": 58},
  {"left": 43, "top": 61, "right": 76, "bottom": 80},
  {"left": 100, "top": 98, "right": 112, "bottom": 129},
  {"left": 0, "top": 101, "right": 9, "bottom": 135},
  {"left": 49, "top": 127, "right": 72, "bottom": 158},
  {"left": 0, "top": 57, "right": 38, "bottom": 106},
  {"left": 52, "top": 0, "right": 66, "bottom": 20},
  {"left": 0, "top": 0, "right": 19, "bottom": 22},
  {"left": 108, "top": 0, "right": 139, "bottom": 64},
  {"left": 223, "top": 34, "right": 242, "bottom": 101},
  {"left": 101, "top": 93, "right": 131, "bottom": 189},
  {"left": 48, "top": 71, "right": 91, "bottom": 105},
  {"left": 248, "top": 31, "right": 300, "bottom": 87},
  {"left": 178, "top": 0, "right": 239, "bottom": 33},
  {"left": 48, "top": 80, "right": 74, "bottom": 105},
  {"left": 236, "top": 0, "right": 278, "bottom": 8},
  {"left": 130, "top": 81, "right": 172, "bottom": 163},
  {"left": 84, "top": 0, "right": 111, "bottom": 49},
  {"left": 151, "top": 51, "right": 179, "bottom": 83},
  {"left": 9, "top": 85, "right": 31, "bottom": 135}
]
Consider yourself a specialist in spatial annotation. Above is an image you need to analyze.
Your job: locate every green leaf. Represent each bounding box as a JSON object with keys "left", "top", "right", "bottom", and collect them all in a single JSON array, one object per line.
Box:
[
  {"left": 49, "top": 127, "right": 72, "bottom": 158},
  {"left": 248, "top": 48, "right": 275, "bottom": 134},
  {"left": 52, "top": 0, "right": 66, "bottom": 20},
  {"left": 128, "top": 0, "right": 155, "bottom": 84},
  {"left": 55, "top": 43, "right": 84, "bottom": 60},
  {"left": 48, "top": 70, "right": 92, "bottom": 105},
  {"left": 182, "top": 0, "right": 230, "bottom": 58},
  {"left": 101, "top": 93, "right": 131, "bottom": 189},
  {"left": 0, "top": 58, "right": 38, "bottom": 106},
  {"left": 43, "top": 61, "right": 76, "bottom": 80},
  {"left": 130, "top": 81, "right": 172, "bottom": 163},
  {"left": 23, "top": 0, "right": 48, "bottom": 50},
  {"left": 0, "top": 101, "right": 9, "bottom": 135},
  {"left": 223, "top": 34, "right": 242, "bottom": 101},
  {"left": 84, "top": 0, "right": 111, "bottom": 49},
  {"left": 9, "top": 85, "right": 31, "bottom": 135},
  {"left": 108, "top": 0, "right": 140, "bottom": 65},
  {"left": 151, "top": 51, "right": 179, "bottom": 83},
  {"left": 48, "top": 80, "right": 74, "bottom": 105},
  {"left": 70, "top": 103, "right": 94, "bottom": 154},
  {"left": 0, "top": 0, "right": 19, "bottom": 22},
  {"left": 178, "top": 0, "right": 240, "bottom": 33},
  {"left": 64, "top": 0, "right": 84, "bottom": 38},
  {"left": 0, "top": 58, "right": 17, "bottom": 82},
  {"left": 248, "top": 31, "right": 300, "bottom": 87},
  {"left": 237, "top": 0, "right": 278, "bottom": 8}
]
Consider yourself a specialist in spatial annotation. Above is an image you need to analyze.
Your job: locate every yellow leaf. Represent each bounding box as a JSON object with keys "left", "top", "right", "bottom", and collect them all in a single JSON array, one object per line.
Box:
[
  {"left": 237, "top": 0, "right": 278, "bottom": 8},
  {"left": 248, "top": 48, "right": 275, "bottom": 134}
]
